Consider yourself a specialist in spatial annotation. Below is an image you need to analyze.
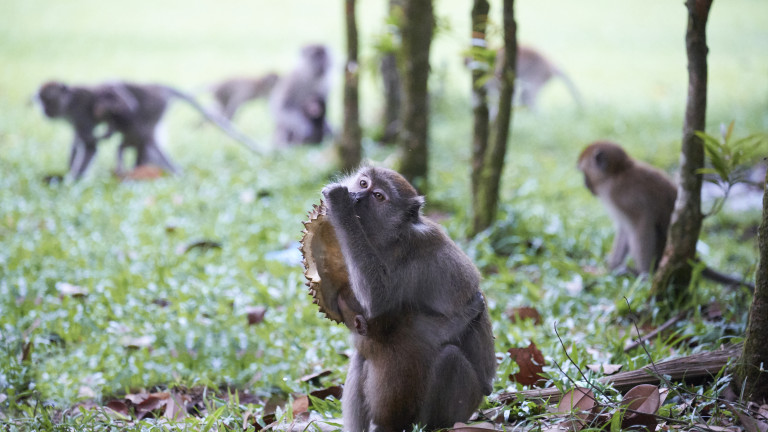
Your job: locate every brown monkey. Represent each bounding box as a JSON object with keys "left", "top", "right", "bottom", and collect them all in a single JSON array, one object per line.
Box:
[
  {"left": 270, "top": 44, "right": 333, "bottom": 146},
  {"left": 578, "top": 141, "right": 755, "bottom": 289},
  {"left": 37, "top": 80, "right": 260, "bottom": 179},
  {"left": 208, "top": 73, "right": 279, "bottom": 120},
  {"left": 493, "top": 45, "right": 581, "bottom": 110},
  {"left": 321, "top": 166, "right": 496, "bottom": 431}
]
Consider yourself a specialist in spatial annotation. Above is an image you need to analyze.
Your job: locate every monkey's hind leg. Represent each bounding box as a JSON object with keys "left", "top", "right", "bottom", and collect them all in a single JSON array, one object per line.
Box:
[
  {"left": 417, "top": 344, "right": 484, "bottom": 429},
  {"left": 343, "top": 353, "right": 372, "bottom": 432}
]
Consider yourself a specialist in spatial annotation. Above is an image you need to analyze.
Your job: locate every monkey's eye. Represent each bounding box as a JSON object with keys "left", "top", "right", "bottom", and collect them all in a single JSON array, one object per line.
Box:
[
  {"left": 373, "top": 192, "right": 385, "bottom": 201},
  {"left": 359, "top": 179, "right": 368, "bottom": 188}
]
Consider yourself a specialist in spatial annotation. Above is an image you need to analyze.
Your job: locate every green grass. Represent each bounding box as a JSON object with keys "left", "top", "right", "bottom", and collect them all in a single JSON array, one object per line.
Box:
[{"left": 1, "top": 0, "right": 767, "bottom": 429}]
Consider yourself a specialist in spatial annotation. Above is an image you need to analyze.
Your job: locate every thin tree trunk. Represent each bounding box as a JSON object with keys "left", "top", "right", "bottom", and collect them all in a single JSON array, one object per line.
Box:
[
  {"left": 470, "top": 0, "right": 490, "bottom": 234},
  {"left": 651, "top": 0, "right": 712, "bottom": 301},
  {"left": 397, "top": 0, "right": 433, "bottom": 191},
  {"left": 737, "top": 166, "right": 768, "bottom": 401},
  {"left": 337, "top": 0, "right": 362, "bottom": 171},
  {"left": 471, "top": 0, "right": 516, "bottom": 235},
  {"left": 379, "top": 0, "right": 402, "bottom": 144}
]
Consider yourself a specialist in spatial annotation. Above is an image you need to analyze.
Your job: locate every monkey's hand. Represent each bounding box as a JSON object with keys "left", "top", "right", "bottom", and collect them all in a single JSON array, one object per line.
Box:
[{"left": 322, "top": 184, "right": 354, "bottom": 216}]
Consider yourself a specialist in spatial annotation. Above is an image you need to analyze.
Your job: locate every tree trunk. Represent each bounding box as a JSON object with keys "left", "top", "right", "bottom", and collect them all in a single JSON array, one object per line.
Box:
[
  {"left": 736, "top": 167, "right": 768, "bottom": 401},
  {"left": 379, "top": 0, "right": 402, "bottom": 144},
  {"left": 337, "top": 0, "right": 362, "bottom": 171},
  {"left": 651, "top": 0, "right": 712, "bottom": 301},
  {"left": 470, "top": 0, "right": 490, "bottom": 234},
  {"left": 397, "top": 0, "right": 433, "bottom": 191},
  {"left": 471, "top": 0, "right": 516, "bottom": 236}
]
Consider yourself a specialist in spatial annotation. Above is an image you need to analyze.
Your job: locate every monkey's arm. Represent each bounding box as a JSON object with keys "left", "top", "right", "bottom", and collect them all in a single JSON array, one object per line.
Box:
[
  {"left": 607, "top": 226, "right": 630, "bottom": 270},
  {"left": 628, "top": 219, "right": 658, "bottom": 274},
  {"left": 436, "top": 292, "right": 486, "bottom": 345},
  {"left": 322, "top": 184, "right": 396, "bottom": 318}
]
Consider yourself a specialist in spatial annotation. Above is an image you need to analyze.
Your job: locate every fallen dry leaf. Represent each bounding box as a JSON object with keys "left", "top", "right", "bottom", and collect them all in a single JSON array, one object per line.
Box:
[
  {"left": 621, "top": 384, "right": 660, "bottom": 431},
  {"left": 246, "top": 306, "right": 267, "bottom": 326},
  {"left": 505, "top": 306, "right": 542, "bottom": 325},
  {"left": 292, "top": 395, "right": 310, "bottom": 415},
  {"left": 507, "top": 342, "right": 546, "bottom": 386},
  {"left": 299, "top": 370, "right": 332, "bottom": 383},
  {"left": 121, "top": 335, "right": 153, "bottom": 350},
  {"left": 104, "top": 400, "right": 129, "bottom": 416},
  {"left": 121, "top": 165, "right": 165, "bottom": 181},
  {"left": 586, "top": 364, "right": 623, "bottom": 375},
  {"left": 556, "top": 387, "right": 596, "bottom": 431},
  {"left": 57, "top": 282, "right": 87, "bottom": 298},
  {"left": 452, "top": 421, "right": 498, "bottom": 431}
]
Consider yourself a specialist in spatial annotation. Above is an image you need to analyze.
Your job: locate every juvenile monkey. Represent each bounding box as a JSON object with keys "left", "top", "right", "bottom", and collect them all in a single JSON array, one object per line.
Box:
[
  {"left": 492, "top": 45, "right": 581, "bottom": 110},
  {"left": 322, "top": 166, "right": 496, "bottom": 431},
  {"left": 578, "top": 141, "right": 755, "bottom": 288},
  {"left": 38, "top": 80, "right": 259, "bottom": 179},
  {"left": 207, "top": 73, "right": 279, "bottom": 120},
  {"left": 270, "top": 44, "right": 333, "bottom": 146}
]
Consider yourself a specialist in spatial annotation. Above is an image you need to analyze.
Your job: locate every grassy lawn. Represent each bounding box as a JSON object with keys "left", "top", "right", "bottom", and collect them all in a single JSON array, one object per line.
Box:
[{"left": 1, "top": 0, "right": 766, "bottom": 429}]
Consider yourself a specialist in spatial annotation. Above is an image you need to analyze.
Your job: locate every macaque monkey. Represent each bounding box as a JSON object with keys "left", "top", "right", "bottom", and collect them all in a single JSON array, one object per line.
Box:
[
  {"left": 578, "top": 141, "right": 755, "bottom": 289},
  {"left": 493, "top": 45, "right": 582, "bottom": 110},
  {"left": 207, "top": 73, "right": 279, "bottom": 120},
  {"left": 322, "top": 166, "right": 496, "bottom": 431},
  {"left": 270, "top": 44, "right": 333, "bottom": 146},
  {"left": 37, "top": 80, "right": 259, "bottom": 179}
]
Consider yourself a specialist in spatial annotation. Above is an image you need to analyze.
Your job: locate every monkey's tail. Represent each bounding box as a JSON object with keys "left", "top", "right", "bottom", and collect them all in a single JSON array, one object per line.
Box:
[
  {"left": 553, "top": 68, "right": 583, "bottom": 108},
  {"left": 161, "top": 85, "right": 265, "bottom": 154},
  {"left": 702, "top": 267, "right": 755, "bottom": 292}
]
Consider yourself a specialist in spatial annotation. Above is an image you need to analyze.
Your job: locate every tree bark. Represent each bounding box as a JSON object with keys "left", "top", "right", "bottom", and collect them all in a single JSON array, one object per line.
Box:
[
  {"left": 397, "top": 0, "right": 433, "bottom": 191},
  {"left": 471, "top": 0, "right": 516, "bottom": 236},
  {"left": 378, "top": 0, "right": 403, "bottom": 144},
  {"left": 470, "top": 0, "right": 490, "bottom": 234},
  {"left": 651, "top": 0, "right": 712, "bottom": 301},
  {"left": 737, "top": 166, "right": 768, "bottom": 402},
  {"left": 337, "top": 0, "right": 362, "bottom": 171}
]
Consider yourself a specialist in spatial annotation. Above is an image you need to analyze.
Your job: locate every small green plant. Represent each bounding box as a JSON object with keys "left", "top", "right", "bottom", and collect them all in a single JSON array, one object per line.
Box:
[{"left": 696, "top": 121, "right": 767, "bottom": 215}]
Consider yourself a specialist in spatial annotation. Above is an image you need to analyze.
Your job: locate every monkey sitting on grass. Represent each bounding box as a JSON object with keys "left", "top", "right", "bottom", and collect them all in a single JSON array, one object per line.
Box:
[{"left": 321, "top": 166, "right": 496, "bottom": 431}]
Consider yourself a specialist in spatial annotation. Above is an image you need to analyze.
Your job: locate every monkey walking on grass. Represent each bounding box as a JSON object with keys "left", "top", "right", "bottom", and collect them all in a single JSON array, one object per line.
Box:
[
  {"left": 578, "top": 140, "right": 754, "bottom": 289},
  {"left": 37, "top": 80, "right": 261, "bottom": 180},
  {"left": 321, "top": 166, "right": 496, "bottom": 431}
]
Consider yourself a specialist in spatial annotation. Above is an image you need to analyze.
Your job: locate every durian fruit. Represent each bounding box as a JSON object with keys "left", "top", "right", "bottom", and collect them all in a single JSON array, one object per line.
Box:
[{"left": 300, "top": 201, "right": 358, "bottom": 324}]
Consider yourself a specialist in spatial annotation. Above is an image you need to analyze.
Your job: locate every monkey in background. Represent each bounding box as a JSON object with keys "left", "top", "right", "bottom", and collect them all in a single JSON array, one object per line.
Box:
[
  {"left": 322, "top": 166, "right": 496, "bottom": 431},
  {"left": 491, "top": 45, "right": 582, "bottom": 111},
  {"left": 578, "top": 141, "right": 755, "bottom": 288},
  {"left": 270, "top": 44, "right": 333, "bottom": 146},
  {"left": 37, "top": 80, "right": 259, "bottom": 179},
  {"left": 207, "top": 73, "right": 279, "bottom": 120}
]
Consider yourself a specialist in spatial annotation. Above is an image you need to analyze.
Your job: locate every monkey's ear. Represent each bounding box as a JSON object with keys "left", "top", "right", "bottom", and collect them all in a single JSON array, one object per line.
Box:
[
  {"left": 594, "top": 149, "right": 607, "bottom": 171},
  {"left": 407, "top": 196, "right": 425, "bottom": 221}
]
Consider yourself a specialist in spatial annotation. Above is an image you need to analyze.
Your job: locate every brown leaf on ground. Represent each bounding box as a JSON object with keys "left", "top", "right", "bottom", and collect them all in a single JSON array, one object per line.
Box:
[
  {"left": 163, "top": 392, "right": 189, "bottom": 421},
  {"left": 121, "top": 335, "right": 153, "bottom": 350},
  {"left": 121, "top": 165, "right": 165, "bottom": 181},
  {"left": 505, "top": 306, "right": 542, "bottom": 325},
  {"left": 451, "top": 421, "right": 499, "bottom": 431},
  {"left": 183, "top": 240, "right": 223, "bottom": 254},
  {"left": 508, "top": 342, "right": 546, "bottom": 386},
  {"left": 136, "top": 392, "right": 169, "bottom": 419},
  {"left": 124, "top": 392, "right": 150, "bottom": 405},
  {"left": 299, "top": 370, "right": 332, "bottom": 383},
  {"left": 104, "top": 400, "right": 130, "bottom": 416},
  {"left": 586, "top": 364, "right": 623, "bottom": 375},
  {"left": 57, "top": 282, "right": 87, "bottom": 298},
  {"left": 246, "top": 306, "right": 267, "bottom": 325},
  {"left": 291, "top": 385, "right": 344, "bottom": 416},
  {"left": 292, "top": 395, "right": 310, "bottom": 415},
  {"left": 621, "top": 384, "right": 660, "bottom": 430},
  {"left": 310, "top": 385, "right": 342, "bottom": 400},
  {"left": 556, "top": 387, "right": 596, "bottom": 431}
]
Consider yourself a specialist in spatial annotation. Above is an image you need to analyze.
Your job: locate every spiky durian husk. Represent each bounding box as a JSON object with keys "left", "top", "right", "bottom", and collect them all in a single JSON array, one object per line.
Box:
[{"left": 300, "top": 201, "right": 350, "bottom": 324}]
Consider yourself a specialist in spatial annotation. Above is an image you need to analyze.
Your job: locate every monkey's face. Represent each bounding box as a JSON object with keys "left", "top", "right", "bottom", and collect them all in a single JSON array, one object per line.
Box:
[
  {"left": 345, "top": 167, "right": 425, "bottom": 234},
  {"left": 37, "top": 81, "right": 71, "bottom": 118},
  {"left": 577, "top": 141, "right": 630, "bottom": 196}
]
